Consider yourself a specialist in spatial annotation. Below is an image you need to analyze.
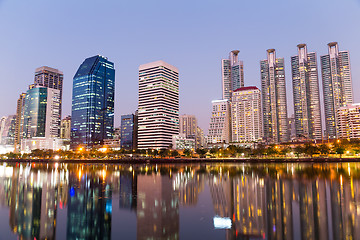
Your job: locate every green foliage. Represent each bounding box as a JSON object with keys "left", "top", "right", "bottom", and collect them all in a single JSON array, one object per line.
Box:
[
  {"left": 195, "top": 148, "right": 207, "bottom": 158},
  {"left": 183, "top": 149, "right": 192, "bottom": 157}
]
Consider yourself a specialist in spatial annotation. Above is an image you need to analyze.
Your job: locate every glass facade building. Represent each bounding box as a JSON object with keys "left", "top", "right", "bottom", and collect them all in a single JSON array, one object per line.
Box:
[
  {"left": 222, "top": 50, "right": 244, "bottom": 100},
  {"left": 261, "top": 49, "right": 289, "bottom": 143},
  {"left": 291, "top": 44, "right": 322, "bottom": 140},
  {"left": 321, "top": 42, "right": 353, "bottom": 139},
  {"left": 71, "top": 55, "right": 115, "bottom": 148},
  {"left": 120, "top": 114, "right": 138, "bottom": 150},
  {"left": 22, "top": 87, "right": 48, "bottom": 138}
]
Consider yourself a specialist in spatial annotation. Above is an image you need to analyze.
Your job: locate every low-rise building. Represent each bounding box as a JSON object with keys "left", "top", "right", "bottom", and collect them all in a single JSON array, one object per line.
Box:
[
  {"left": 172, "top": 134, "right": 195, "bottom": 150},
  {"left": 338, "top": 103, "right": 360, "bottom": 139}
]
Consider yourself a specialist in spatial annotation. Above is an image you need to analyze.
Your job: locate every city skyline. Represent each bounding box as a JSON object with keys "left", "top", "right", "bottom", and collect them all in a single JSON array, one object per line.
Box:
[{"left": 0, "top": 0, "right": 359, "bottom": 133}]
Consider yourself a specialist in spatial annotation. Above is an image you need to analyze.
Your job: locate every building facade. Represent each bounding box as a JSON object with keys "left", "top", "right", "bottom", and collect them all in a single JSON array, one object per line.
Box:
[
  {"left": 338, "top": 104, "right": 360, "bottom": 139},
  {"left": 70, "top": 55, "right": 115, "bottom": 149},
  {"left": 291, "top": 44, "right": 322, "bottom": 140},
  {"left": 34, "top": 66, "right": 63, "bottom": 117},
  {"left": 120, "top": 114, "right": 138, "bottom": 150},
  {"left": 222, "top": 50, "right": 244, "bottom": 100},
  {"left": 14, "top": 93, "right": 26, "bottom": 152},
  {"left": 261, "top": 49, "right": 289, "bottom": 143},
  {"left": 179, "top": 114, "right": 197, "bottom": 139},
  {"left": 207, "top": 100, "right": 231, "bottom": 144},
  {"left": 60, "top": 116, "right": 71, "bottom": 139},
  {"left": 196, "top": 126, "right": 206, "bottom": 148},
  {"left": 20, "top": 86, "right": 61, "bottom": 152},
  {"left": 138, "top": 60, "right": 179, "bottom": 149},
  {"left": 231, "top": 87, "right": 262, "bottom": 143},
  {"left": 321, "top": 42, "right": 353, "bottom": 139},
  {"left": 172, "top": 134, "right": 196, "bottom": 150},
  {"left": 0, "top": 115, "right": 16, "bottom": 145}
]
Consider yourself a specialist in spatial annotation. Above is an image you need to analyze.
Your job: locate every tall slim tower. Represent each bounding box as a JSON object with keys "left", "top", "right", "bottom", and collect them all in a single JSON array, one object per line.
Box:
[
  {"left": 14, "top": 93, "right": 26, "bottom": 151},
  {"left": 70, "top": 55, "right": 115, "bottom": 148},
  {"left": 261, "top": 49, "right": 288, "bottom": 143},
  {"left": 34, "top": 66, "right": 63, "bottom": 117},
  {"left": 138, "top": 60, "right": 179, "bottom": 149},
  {"left": 291, "top": 44, "right": 322, "bottom": 140},
  {"left": 222, "top": 50, "right": 244, "bottom": 100},
  {"left": 321, "top": 42, "right": 353, "bottom": 139}
]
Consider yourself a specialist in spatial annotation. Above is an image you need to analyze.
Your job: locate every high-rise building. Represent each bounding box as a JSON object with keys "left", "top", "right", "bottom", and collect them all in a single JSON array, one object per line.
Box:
[
  {"left": 14, "top": 93, "right": 26, "bottom": 151},
  {"left": 338, "top": 103, "right": 360, "bottom": 139},
  {"left": 138, "top": 60, "right": 179, "bottom": 149},
  {"left": 20, "top": 86, "right": 61, "bottom": 152},
  {"left": 120, "top": 114, "right": 138, "bottom": 150},
  {"left": 261, "top": 49, "right": 289, "bottom": 143},
  {"left": 291, "top": 44, "right": 322, "bottom": 140},
  {"left": 60, "top": 116, "right": 71, "bottom": 139},
  {"left": 321, "top": 42, "right": 353, "bottom": 139},
  {"left": 179, "top": 114, "right": 197, "bottom": 139},
  {"left": 222, "top": 50, "right": 244, "bottom": 100},
  {"left": 34, "top": 66, "right": 63, "bottom": 117},
  {"left": 231, "top": 86, "right": 262, "bottom": 143},
  {"left": 207, "top": 100, "right": 231, "bottom": 144},
  {"left": 71, "top": 55, "right": 115, "bottom": 149},
  {"left": 0, "top": 115, "right": 16, "bottom": 145},
  {"left": 22, "top": 87, "right": 61, "bottom": 139}
]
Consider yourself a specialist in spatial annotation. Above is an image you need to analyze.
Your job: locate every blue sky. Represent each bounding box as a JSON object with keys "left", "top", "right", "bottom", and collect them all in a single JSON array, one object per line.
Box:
[{"left": 0, "top": 0, "right": 359, "bottom": 132}]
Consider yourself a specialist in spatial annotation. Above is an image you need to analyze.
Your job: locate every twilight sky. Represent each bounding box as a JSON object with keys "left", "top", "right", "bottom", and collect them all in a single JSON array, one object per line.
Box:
[{"left": 0, "top": 0, "right": 359, "bottom": 133}]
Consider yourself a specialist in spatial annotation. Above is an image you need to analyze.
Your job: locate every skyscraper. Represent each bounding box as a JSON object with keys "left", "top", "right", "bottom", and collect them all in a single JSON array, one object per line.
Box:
[
  {"left": 321, "top": 42, "right": 353, "bottom": 139},
  {"left": 207, "top": 99, "right": 231, "bottom": 144},
  {"left": 291, "top": 44, "right": 322, "bottom": 140},
  {"left": 14, "top": 93, "right": 26, "bottom": 152},
  {"left": 70, "top": 55, "right": 115, "bottom": 149},
  {"left": 261, "top": 49, "right": 289, "bottom": 143},
  {"left": 34, "top": 66, "right": 64, "bottom": 117},
  {"left": 120, "top": 114, "right": 138, "bottom": 150},
  {"left": 222, "top": 50, "right": 244, "bottom": 100},
  {"left": 231, "top": 86, "right": 262, "bottom": 143},
  {"left": 20, "top": 86, "right": 61, "bottom": 152},
  {"left": 138, "top": 60, "right": 179, "bottom": 149}
]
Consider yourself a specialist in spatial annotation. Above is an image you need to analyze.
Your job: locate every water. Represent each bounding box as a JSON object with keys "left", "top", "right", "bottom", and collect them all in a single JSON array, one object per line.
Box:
[{"left": 0, "top": 162, "right": 359, "bottom": 240}]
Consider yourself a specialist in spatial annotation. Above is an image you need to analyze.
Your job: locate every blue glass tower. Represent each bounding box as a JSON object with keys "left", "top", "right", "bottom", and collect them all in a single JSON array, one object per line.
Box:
[
  {"left": 71, "top": 55, "right": 115, "bottom": 148},
  {"left": 120, "top": 114, "right": 138, "bottom": 150}
]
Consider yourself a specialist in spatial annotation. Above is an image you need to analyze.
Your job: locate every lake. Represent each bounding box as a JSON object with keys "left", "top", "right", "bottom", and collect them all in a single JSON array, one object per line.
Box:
[{"left": 0, "top": 162, "right": 358, "bottom": 240}]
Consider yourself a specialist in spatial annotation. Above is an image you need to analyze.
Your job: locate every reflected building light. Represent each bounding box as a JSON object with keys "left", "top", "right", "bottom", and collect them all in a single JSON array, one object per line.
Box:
[{"left": 213, "top": 216, "right": 232, "bottom": 229}]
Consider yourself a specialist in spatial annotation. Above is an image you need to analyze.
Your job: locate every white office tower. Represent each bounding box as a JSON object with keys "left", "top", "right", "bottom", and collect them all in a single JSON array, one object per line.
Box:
[
  {"left": 231, "top": 87, "right": 262, "bottom": 142},
  {"left": 222, "top": 50, "right": 244, "bottom": 100},
  {"left": 321, "top": 42, "right": 353, "bottom": 139},
  {"left": 138, "top": 60, "right": 179, "bottom": 149},
  {"left": 338, "top": 104, "right": 360, "bottom": 139},
  {"left": 208, "top": 100, "right": 231, "bottom": 144},
  {"left": 291, "top": 44, "right": 322, "bottom": 140},
  {"left": 261, "top": 49, "right": 289, "bottom": 143}
]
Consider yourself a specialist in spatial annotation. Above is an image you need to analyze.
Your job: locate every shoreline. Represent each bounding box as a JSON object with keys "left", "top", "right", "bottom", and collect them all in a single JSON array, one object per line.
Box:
[{"left": 1, "top": 157, "right": 359, "bottom": 164}]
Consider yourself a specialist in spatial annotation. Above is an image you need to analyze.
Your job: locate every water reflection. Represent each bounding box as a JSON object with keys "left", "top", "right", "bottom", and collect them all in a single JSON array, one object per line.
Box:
[{"left": 0, "top": 163, "right": 359, "bottom": 239}]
